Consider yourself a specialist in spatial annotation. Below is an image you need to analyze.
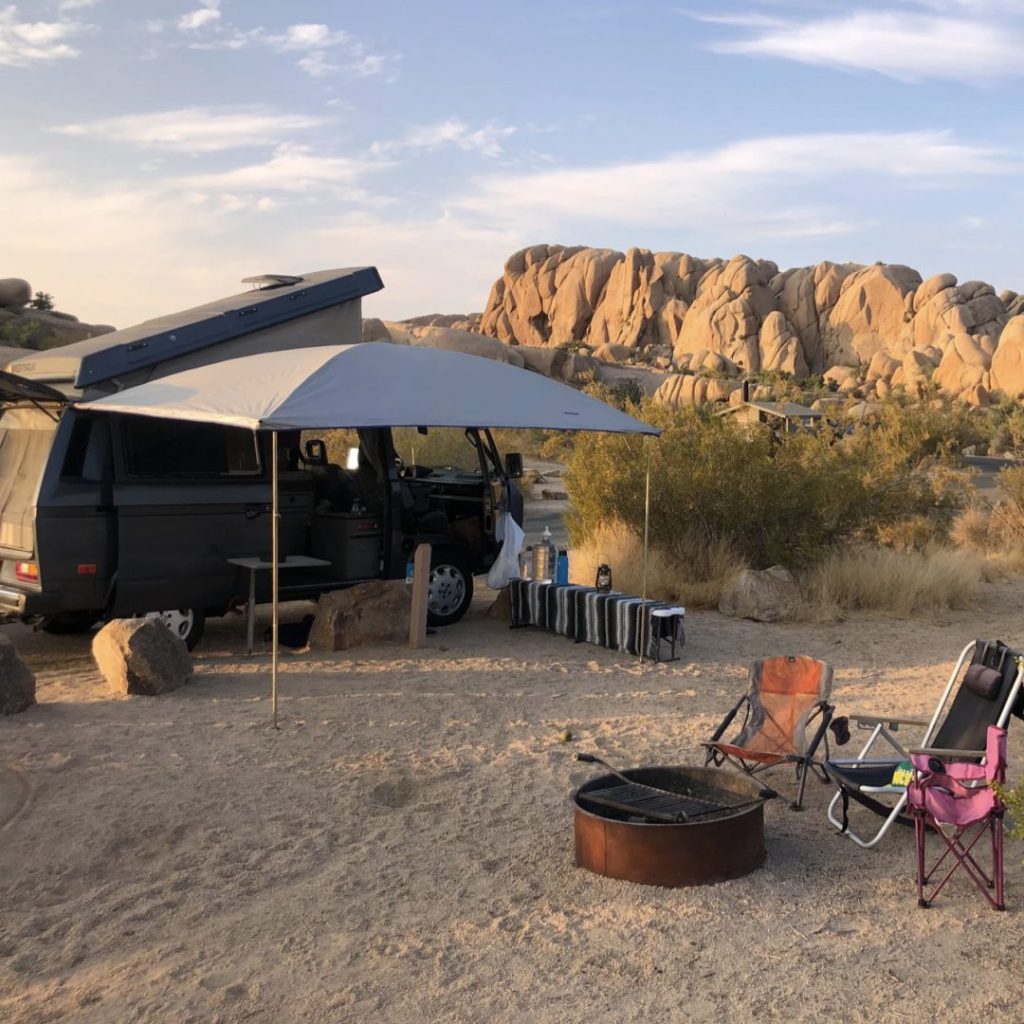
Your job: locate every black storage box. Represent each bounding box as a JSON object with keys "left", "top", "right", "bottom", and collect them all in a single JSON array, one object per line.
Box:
[{"left": 310, "top": 512, "right": 382, "bottom": 580}]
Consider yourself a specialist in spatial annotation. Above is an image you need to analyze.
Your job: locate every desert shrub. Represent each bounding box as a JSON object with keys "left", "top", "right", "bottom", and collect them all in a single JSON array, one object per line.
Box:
[
  {"left": 992, "top": 466, "right": 1024, "bottom": 545},
  {"left": 983, "top": 398, "right": 1024, "bottom": 456},
  {"left": 566, "top": 400, "right": 968, "bottom": 571},
  {"left": 569, "top": 518, "right": 745, "bottom": 608},
  {"left": 859, "top": 399, "right": 985, "bottom": 464},
  {"left": 0, "top": 319, "right": 44, "bottom": 349},
  {"left": 951, "top": 505, "right": 993, "bottom": 550},
  {"left": 802, "top": 545, "right": 982, "bottom": 617}
]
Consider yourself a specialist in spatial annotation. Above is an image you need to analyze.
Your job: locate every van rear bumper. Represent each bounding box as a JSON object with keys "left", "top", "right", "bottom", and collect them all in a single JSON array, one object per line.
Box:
[{"left": 0, "top": 585, "right": 61, "bottom": 617}]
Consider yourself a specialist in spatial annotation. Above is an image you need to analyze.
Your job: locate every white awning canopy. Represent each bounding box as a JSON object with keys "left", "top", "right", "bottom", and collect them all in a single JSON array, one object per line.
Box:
[{"left": 78, "top": 342, "right": 659, "bottom": 435}]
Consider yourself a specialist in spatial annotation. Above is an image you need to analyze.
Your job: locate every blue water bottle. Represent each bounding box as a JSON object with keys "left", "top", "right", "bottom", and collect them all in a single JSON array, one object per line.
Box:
[{"left": 555, "top": 548, "right": 569, "bottom": 586}]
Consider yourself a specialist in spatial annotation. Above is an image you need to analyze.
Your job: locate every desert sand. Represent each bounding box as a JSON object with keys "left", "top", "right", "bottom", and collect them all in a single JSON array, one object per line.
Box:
[{"left": 3, "top": 582, "right": 1024, "bottom": 1023}]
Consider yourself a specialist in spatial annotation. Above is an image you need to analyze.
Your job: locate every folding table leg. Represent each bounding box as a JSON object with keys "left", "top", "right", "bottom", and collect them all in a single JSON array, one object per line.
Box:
[{"left": 246, "top": 568, "right": 256, "bottom": 656}]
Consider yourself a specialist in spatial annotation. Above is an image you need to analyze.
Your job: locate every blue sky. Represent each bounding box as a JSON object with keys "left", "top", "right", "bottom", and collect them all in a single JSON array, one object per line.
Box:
[{"left": 2, "top": 0, "right": 1023, "bottom": 327}]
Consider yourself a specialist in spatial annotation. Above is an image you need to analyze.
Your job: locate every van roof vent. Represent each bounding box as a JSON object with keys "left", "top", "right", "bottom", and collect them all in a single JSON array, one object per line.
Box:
[{"left": 241, "top": 274, "right": 304, "bottom": 291}]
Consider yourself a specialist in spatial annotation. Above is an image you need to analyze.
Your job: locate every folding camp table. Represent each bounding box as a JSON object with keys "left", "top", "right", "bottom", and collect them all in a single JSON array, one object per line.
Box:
[{"left": 227, "top": 556, "right": 330, "bottom": 654}]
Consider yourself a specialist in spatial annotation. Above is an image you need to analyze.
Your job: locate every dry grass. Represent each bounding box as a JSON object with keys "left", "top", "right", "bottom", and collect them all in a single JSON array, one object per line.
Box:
[
  {"left": 950, "top": 504, "right": 1024, "bottom": 580},
  {"left": 569, "top": 519, "right": 745, "bottom": 608},
  {"left": 950, "top": 505, "right": 992, "bottom": 550},
  {"left": 802, "top": 545, "right": 982, "bottom": 618},
  {"left": 570, "top": 521, "right": 990, "bottom": 619}
]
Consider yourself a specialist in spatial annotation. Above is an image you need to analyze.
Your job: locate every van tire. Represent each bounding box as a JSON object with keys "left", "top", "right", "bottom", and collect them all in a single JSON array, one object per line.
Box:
[
  {"left": 144, "top": 608, "right": 206, "bottom": 651},
  {"left": 40, "top": 611, "right": 101, "bottom": 635},
  {"left": 427, "top": 548, "right": 473, "bottom": 627}
]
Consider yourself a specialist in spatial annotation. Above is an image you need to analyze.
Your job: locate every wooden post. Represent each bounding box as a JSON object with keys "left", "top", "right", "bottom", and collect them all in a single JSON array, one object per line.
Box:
[{"left": 408, "top": 542, "right": 431, "bottom": 648}]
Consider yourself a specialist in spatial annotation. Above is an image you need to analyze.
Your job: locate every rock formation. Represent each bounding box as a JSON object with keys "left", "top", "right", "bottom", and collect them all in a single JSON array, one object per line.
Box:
[
  {"left": 0, "top": 276, "right": 114, "bottom": 352},
  {"left": 474, "top": 245, "right": 1022, "bottom": 405}
]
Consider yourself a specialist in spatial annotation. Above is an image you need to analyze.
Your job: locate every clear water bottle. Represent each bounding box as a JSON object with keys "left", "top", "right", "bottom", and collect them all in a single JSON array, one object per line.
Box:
[{"left": 532, "top": 527, "right": 556, "bottom": 581}]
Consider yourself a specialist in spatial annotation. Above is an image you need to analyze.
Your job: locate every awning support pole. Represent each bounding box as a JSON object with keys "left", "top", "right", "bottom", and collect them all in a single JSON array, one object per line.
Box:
[
  {"left": 638, "top": 437, "right": 652, "bottom": 664},
  {"left": 271, "top": 430, "right": 280, "bottom": 728}
]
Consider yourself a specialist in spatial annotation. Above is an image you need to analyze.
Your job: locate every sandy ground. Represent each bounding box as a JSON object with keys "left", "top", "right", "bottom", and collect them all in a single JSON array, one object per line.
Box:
[{"left": 3, "top": 583, "right": 1024, "bottom": 1023}]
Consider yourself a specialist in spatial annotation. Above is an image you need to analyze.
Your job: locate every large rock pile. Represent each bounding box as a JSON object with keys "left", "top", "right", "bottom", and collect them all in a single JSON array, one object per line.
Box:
[
  {"left": 474, "top": 245, "right": 1024, "bottom": 404},
  {"left": 0, "top": 276, "right": 114, "bottom": 354}
]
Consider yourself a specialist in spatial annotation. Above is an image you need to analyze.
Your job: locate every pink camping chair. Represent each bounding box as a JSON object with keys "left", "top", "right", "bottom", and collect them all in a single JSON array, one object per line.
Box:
[{"left": 909, "top": 724, "right": 1008, "bottom": 910}]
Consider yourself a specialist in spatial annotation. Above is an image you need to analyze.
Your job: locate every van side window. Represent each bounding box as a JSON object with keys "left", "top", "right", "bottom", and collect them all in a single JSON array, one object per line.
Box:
[{"left": 123, "top": 417, "right": 260, "bottom": 478}]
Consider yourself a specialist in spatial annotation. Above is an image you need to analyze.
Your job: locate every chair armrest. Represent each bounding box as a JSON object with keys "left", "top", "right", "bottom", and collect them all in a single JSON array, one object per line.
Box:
[
  {"left": 908, "top": 746, "right": 985, "bottom": 759},
  {"left": 851, "top": 714, "right": 931, "bottom": 730},
  {"left": 708, "top": 695, "right": 748, "bottom": 743}
]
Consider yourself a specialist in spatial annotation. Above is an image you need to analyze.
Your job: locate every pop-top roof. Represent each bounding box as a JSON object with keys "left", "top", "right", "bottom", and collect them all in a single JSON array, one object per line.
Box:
[{"left": 6, "top": 267, "right": 382, "bottom": 389}]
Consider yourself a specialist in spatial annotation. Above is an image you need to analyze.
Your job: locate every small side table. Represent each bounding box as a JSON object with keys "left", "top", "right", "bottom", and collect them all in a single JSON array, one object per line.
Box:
[
  {"left": 650, "top": 606, "right": 685, "bottom": 663},
  {"left": 227, "top": 555, "right": 331, "bottom": 654}
]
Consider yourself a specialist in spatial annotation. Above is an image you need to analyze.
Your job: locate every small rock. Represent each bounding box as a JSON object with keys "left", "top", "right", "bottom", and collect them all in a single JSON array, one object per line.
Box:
[
  {"left": 92, "top": 619, "right": 193, "bottom": 696},
  {"left": 308, "top": 581, "right": 412, "bottom": 652},
  {"left": 0, "top": 635, "right": 35, "bottom": 715},
  {"left": 486, "top": 589, "right": 511, "bottom": 621},
  {"left": 719, "top": 566, "right": 800, "bottom": 623}
]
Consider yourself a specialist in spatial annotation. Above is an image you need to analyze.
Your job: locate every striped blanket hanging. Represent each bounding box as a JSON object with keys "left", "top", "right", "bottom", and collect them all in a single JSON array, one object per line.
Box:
[{"left": 508, "top": 579, "right": 684, "bottom": 659}]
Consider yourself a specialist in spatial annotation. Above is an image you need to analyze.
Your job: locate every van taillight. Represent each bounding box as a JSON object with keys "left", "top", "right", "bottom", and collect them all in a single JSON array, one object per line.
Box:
[{"left": 15, "top": 562, "right": 38, "bottom": 583}]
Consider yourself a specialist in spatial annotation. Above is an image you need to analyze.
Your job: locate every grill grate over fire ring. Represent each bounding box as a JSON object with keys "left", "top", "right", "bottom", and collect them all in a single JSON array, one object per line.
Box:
[{"left": 572, "top": 765, "right": 767, "bottom": 887}]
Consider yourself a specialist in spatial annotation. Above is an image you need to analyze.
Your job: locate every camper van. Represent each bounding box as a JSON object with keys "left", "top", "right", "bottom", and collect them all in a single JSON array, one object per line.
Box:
[{"left": 0, "top": 270, "right": 523, "bottom": 647}]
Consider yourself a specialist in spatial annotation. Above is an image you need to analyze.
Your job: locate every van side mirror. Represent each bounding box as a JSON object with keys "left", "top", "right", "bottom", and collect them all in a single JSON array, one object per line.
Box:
[
  {"left": 504, "top": 452, "right": 523, "bottom": 479},
  {"left": 304, "top": 439, "right": 327, "bottom": 466}
]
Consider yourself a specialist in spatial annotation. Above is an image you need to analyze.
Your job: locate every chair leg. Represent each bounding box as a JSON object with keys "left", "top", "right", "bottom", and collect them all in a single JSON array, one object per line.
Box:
[
  {"left": 792, "top": 760, "right": 808, "bottom": 811},
  {"left": 994, "top": 818, "right": 1006, "bottom": 911},
  {"left": 915, "top": 813, "right": 929, "bottom": 907},
  {"left": 919, "top": 819, "right": 1006, "bottom": 911}
]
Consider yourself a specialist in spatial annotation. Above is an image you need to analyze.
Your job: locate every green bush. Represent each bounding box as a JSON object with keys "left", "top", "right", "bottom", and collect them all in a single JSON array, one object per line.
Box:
[
  {"left": 0, "top": 319, "right": 44, "bottom": 349},
  {"left": 565, "top": 400, "right": 969, "bottom": 570}
]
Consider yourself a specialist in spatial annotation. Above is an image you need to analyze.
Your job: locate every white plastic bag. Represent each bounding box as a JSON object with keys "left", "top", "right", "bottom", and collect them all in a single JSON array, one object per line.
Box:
[{"left": 486, "top": 513, "right": 525, "bottom": 589}]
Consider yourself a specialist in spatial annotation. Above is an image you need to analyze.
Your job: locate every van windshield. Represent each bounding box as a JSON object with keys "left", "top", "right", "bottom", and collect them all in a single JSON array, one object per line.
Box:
[
  {"left": 0, "top": 406, "right": 59, "bottom": 555},
  {"left": 392, "top": 427, "right": 484, "bottom": 473}
]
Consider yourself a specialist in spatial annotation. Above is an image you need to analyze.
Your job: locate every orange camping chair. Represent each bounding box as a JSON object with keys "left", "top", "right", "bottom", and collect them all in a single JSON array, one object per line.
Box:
[{"left": 703, "top": 655, "right": 835, "bottom": 810}]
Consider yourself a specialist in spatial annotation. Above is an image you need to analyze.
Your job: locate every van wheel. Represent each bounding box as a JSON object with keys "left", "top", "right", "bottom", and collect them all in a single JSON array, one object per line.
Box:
[
  {"left": 427, "top": 549, "right": 473, "bottom": 627},
  {"left": 40, "top": 611, "right": 101, "bottom": 635},
  {"left": 144, "top": 608, "right": 205, "bottom": 650}
]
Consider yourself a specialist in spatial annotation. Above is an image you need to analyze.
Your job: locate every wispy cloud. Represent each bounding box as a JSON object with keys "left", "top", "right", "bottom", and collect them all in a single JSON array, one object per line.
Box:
[
  {"left": 51, "top": 106, "right": 327, "bottom": 153},
  {"left": 461, "top": 130, "right": 1012, "bottom": 233},
  {"left": 705, "top": 8, "right": 1024, "bottom": 81},
  {"left": 178, "top": 1, "right": 220, "bottom": 32},
  {"left": 372, "top": 119, "right": 516, "bottom": 159},
  {"left": 0, "top": 4, "right": 87, "bottom": 65},
  {"left": 58, "top": 0, "right": 100, "bottom": 10},
  {"left": 184, "top": 19, "right": 399, "bottom": 78},
  {"left": 266, "top": 22, "right": 398, "bottom": 79},
  {"left": 171, "top": 143, "right": 381, "bottom": 197}
]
